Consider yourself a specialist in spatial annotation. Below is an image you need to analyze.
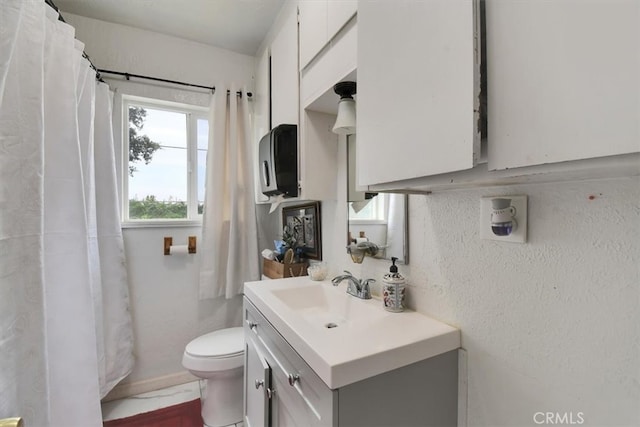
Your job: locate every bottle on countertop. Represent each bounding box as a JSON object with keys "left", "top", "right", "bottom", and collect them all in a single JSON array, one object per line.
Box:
[{"left": 382, "top": 257, "right": 406, "bottom": 312}]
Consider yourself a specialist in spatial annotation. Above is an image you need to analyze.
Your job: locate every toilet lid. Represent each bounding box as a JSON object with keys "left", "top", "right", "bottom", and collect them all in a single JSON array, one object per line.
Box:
[{"left": 185, "top": 327, "right": 244, "bottom": 358}]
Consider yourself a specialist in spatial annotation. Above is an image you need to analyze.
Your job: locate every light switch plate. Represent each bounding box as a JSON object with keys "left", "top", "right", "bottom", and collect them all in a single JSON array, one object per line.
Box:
[{"left": 480, "top": 195, "right": 528, "bottom": 243}]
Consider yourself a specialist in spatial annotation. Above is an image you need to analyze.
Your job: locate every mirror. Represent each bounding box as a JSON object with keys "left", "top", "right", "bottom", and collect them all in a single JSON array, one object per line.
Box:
[{"left": 346, "top": 135, "right": 408, "bottom": 264}]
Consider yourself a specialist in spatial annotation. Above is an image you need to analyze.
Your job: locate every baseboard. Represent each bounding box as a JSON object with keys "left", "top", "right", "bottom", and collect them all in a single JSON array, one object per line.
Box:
[{"left": 102, "top": 371, "right": 199, "bottom": 402}]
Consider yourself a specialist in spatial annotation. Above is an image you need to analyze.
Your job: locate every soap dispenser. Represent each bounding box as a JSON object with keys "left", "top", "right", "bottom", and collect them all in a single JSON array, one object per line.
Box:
[{"left": 382, "top": 257, "right": 406, "bottom": 312}]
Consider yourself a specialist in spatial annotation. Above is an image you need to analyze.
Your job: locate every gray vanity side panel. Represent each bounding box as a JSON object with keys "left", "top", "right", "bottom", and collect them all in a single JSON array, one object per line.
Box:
[{"left": 336, "top": 350, "right": 458, "bottom": 427}]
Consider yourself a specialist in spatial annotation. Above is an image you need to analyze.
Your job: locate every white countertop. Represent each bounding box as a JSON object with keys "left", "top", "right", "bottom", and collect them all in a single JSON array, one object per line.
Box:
[{"left": 244, "top": 276, "right": 460, "bottom": 389}]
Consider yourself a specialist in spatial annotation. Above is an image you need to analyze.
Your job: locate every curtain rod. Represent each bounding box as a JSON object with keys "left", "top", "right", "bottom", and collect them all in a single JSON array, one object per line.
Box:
[
  {"left": 43, "top": 0, "right": 251, "bottom": 97},
  {"left": 97, "top": 69, "right": 252, "bottom": 97},
  {"left": 44, "top": 0, "right": 105, "bottom": 82}
]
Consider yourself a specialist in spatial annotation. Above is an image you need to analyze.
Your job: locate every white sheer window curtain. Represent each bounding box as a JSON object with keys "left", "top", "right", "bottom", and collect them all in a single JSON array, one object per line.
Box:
[
  {"left": 199, "top": 84, "right": 260, "bottom": 299},
  {"left": 0, "top": 1, "right": 133, "bottom": 425}
]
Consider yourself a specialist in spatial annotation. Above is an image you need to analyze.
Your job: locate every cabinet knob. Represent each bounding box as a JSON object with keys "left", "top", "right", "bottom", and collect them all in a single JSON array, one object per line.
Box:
[
  {"left": 246, "top": 319, "right": 257, "bottom": 330},
  {"left": 267, "top": 387, "right": 275, "bottom": 399},
  {"left": 254, "top": 379, "right": 264, "bottom": 389},
  {"left": 287, "top": 373, "right": 300, "bottom": 386}
]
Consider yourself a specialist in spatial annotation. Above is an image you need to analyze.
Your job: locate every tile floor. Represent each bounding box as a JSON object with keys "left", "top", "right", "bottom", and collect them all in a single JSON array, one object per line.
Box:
[{"left": 101, "top": 380, "right": 244, "bottom": 427}]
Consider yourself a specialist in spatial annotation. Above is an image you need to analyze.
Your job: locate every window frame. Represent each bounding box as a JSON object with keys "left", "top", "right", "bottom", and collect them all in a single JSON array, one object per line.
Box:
[
  {"left": 121, "top": 95, "right": 209, "bottom": 227},
  {"left": 348, "top": 193, "right": 389, "bottom": 226}
]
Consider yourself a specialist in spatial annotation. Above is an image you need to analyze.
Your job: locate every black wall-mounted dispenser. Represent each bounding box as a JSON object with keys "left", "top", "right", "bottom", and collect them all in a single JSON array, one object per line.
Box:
[{"left": 258, "top": 124, "right": 298, "bottom": 198}]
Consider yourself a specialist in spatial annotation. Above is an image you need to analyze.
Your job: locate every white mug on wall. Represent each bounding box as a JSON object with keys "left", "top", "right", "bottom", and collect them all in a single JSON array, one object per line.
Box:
[{"left": 490, "top": 198, "right": 517, "bottom": 236}]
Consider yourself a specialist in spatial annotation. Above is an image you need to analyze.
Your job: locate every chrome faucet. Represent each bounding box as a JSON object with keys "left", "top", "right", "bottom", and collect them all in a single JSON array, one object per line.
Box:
[{"left": 331, "top": 270, "right": 375, "bottom": 300}]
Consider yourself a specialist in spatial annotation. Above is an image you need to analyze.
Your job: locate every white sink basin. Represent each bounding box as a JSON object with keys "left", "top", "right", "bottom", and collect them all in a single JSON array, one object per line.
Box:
[
  {"left": 244, "top": 276, "right": 460, "bottom": 389},
  {"left": 271, "top": 284, "right": 386, "bottom": 329}
]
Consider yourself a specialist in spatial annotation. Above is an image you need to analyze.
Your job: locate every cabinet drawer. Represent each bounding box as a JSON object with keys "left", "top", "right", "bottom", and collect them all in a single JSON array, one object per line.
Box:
[{"left": 244, "top": 299, "right": 335, "bottom": 426}]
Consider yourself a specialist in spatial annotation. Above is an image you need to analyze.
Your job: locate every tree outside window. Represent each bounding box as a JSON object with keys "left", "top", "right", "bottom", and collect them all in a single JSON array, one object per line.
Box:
[{"left": 123, "top": 96, "right": 208, "bottom": 222}]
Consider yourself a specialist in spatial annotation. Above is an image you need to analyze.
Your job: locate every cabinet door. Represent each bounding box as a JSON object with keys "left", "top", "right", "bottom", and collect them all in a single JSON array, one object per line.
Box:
[
  {"left": 487, "top": 0, "right": 640, "bottom": 170},
  {"left": 245, "top": 299, "right": 336, "bottom": 426},
  {"left": 271, "top": 5, "right": 299, "bottom": 126},
  {"left": 327, "top": 0, "right": 357, "bottom": 42},
  {"left": 244, "top": 337, "right": 271, "bottom": 427},
  {"left": 270, "top": 360, "right": 334, "bottom": 427},
  {"left": 299, "top": 0, "right": 328, "bottom": 69},
  {"left": 270, "top": 374, "right": 302, "bottom": 427},
  {"left": 357, "top": 0, "right": 480, "bottom": 187},
  {"left": 254, "top": 49, "right": 271, "bottom": 204}
]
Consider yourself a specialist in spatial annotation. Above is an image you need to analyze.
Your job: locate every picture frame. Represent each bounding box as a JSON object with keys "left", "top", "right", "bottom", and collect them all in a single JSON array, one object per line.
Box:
[{"left": 281, "top": 201, "right": 322, "bottom": 260}]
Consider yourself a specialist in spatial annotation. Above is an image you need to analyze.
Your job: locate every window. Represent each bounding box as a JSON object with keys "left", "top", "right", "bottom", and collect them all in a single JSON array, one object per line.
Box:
[
  {"left": 348, "top": 194, "right": 388, "bottom": 224},
  {"left": 122, "top": 96, "right": 208, "bottom": 224}
]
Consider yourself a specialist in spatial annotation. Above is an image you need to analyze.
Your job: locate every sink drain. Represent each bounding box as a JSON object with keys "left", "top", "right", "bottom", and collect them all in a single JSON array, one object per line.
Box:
[{"left": 325, "top": 322, "right": 338, "bottom": 329}]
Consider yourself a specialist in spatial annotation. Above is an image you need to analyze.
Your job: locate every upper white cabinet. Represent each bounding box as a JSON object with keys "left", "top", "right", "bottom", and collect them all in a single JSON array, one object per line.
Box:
[
  {"left": 270, "top": 4, "right": 299, "bottom": 127},
  {"left": 254, "top": 1, "right": 340, "bottom": 203},
  {"left": 253, "top": 3, "right": 299, "bottom": 203},
  {"left": 299, "top": 0, "right": 328, "bottom": 70},
  {"left": 355, "top": 0, "right": 638, "bottom": 193},
  {"left": 253, "top": 48, "right": 271, "bottom": 203},
  {"left": 298, "top": 110, "right": 338, "bottom": 201},
  {"left": 299, "top": 0, "right": 357, "bottom": 70},
  {"left": 298, "top": 16, "right": 357, "bottom": 201},
  {"left": 486, "top": 0, "right": 640, "bottom": 171},
  {"left": 327, "top": 0, "right": 358, "bottom": 43},
  {"left": 357, "top": 0, "right": 480, "bottom": 187}
]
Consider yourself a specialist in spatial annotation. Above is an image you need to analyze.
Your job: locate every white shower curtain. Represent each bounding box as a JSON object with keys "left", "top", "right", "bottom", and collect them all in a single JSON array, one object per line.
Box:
[
  {"left": 0, "top": 1, "right": 133, "bottom": 425},
  {"left": 199, "top": 84, "right": 260, "bottom": 299}
]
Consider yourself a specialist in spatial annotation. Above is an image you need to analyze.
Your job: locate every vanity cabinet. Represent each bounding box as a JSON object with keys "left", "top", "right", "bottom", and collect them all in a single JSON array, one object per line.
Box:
[
  {"left": 244, "top": 298, "right": 335, "bottom": 427},
  {"left": 244, "top": 337, "right": 270, "bottom": 426},
  {"left": 243, "top": 297, "right": 458, "bottom": 427}
]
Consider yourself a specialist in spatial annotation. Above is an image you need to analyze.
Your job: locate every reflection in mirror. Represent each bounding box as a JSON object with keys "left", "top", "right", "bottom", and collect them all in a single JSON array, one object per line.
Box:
[{"left": 346, "top": 135, "right": 408, "bottom": 264}]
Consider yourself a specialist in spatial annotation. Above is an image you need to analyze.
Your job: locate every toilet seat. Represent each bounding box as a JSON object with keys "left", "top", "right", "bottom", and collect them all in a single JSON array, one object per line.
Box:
[
  {"left": 182, "top": 327, "right": 244, "bottom": 372},
  {"left": 186, "top": 327, "right": 244, "bottom": 358}
]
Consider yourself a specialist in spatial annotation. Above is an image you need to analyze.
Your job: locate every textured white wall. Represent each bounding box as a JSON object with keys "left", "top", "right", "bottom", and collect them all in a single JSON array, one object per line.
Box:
[
  {"left": 121, "top": 227, "right": 243, "bottom": 385},
  {"left": 408, "top": 178, "right": 640, "bottom": 426},
  {"left": 64, "top": 14, "right": 253, "bottom": 389},
  {"left": 328, "top": 160, "right": 640, "bottom": 425},
  {"left": 64, "top": 13, "right": 255, "bottom": 91}
]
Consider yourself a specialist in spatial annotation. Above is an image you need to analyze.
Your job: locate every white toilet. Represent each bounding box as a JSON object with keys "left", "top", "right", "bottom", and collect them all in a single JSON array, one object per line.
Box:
[{"left": 182, "top": 327, "right": 244, "bottom": 427}]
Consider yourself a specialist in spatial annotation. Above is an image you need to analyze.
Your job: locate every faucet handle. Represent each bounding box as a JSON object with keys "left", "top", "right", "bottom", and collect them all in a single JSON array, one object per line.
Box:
[
  {"left": 361, "top": 278, "right": 376, "bottom": 289},
  {"left": 360, "top": 279, "right": 375, "bottom": 299}
]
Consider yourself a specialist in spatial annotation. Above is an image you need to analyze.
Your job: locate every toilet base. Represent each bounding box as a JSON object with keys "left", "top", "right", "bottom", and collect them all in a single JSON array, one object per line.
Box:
[{"left": 200, "top": 367, "right": 243, "bottom": 427}]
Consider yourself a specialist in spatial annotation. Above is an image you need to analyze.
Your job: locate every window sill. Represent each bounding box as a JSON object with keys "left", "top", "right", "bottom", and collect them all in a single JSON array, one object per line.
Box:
[
  {"left": 348, "top": 220, "right": 388, "bottom": 226},
  {"left": 121, "top": 220, "right": 202, "bottom": 229}
]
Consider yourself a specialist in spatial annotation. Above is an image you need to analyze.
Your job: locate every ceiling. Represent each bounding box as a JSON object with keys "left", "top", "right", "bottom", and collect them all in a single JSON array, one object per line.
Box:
[{"left": 54, "top": 0, "right": 286, "bottom": 56}]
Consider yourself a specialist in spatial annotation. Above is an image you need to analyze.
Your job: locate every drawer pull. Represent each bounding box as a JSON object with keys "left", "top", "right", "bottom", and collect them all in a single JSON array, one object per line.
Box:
[
  {"left": 246, "top": 319, "right": 257, "bottom": 331},
  {"left": 255, "top": 379, "right": 264, "bottom": 389},
  {"left": 287, "top": 373, "right": 300, "bottom": 386}
]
